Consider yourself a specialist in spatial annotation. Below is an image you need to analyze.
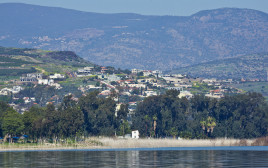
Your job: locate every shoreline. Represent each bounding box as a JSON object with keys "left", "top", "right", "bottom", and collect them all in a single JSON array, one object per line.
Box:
[
  {"left": 1, "top": 146, "right": 268, "bottom": 153},
  {"left": 0, "top": 138, "right": 266, "bottom": 152}
]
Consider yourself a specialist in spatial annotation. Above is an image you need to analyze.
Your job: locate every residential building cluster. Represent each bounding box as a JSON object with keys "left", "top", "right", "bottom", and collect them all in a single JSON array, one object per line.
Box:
[{"left": 1, "top": 65, "right": 242, "bottom": 115}]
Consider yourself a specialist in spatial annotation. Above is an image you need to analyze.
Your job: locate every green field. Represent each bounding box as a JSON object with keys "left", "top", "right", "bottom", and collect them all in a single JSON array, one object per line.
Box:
[{"left": 231, "top": 82, "right": 268, "bottom": 101}]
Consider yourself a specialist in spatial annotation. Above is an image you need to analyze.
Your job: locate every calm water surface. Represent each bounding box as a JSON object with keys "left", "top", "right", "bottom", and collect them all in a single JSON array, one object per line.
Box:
[{"left": 0, "top": 146, "right": 268, "bottom": 167}]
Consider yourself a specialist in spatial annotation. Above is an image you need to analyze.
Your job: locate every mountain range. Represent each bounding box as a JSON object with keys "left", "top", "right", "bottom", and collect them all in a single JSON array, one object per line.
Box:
[
  {"left": 169, "top": 53, "right": 268, "bottom": 80},
  {"left": 0, "top": 3, "right": 268, "bottom": 71}
]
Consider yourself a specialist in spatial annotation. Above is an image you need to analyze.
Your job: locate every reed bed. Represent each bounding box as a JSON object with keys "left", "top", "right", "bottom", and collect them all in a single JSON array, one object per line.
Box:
[
  {"left": 0, "top": 137, "right": 264, "bottom": 152},
  {"left": 98, "top": 138, "right": 256, "bottom": 148}
]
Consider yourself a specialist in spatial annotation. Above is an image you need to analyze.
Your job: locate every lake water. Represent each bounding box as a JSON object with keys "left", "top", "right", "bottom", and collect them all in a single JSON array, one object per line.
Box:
[{"left": 0, "top": 146, "right": 268, "bottom": 167}]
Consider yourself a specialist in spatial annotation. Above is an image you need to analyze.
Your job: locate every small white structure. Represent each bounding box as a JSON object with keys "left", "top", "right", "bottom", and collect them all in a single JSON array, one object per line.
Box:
[
  {"left": 0, "top": 88, "right": 10, "bottom": 95},
  {"left": 143, "top": 70, "right": 152, "bottom": 76},
  {"left": 50, "top": 83, "right": 62, "bottom": 89},
  {"left": 178, "top": 91, "right": 193, "bottom": 99},
  {"left": 131, "top": 69, "right": 143, "bottom": 74},
  {"left": 77, "top": 67, "right": 94, "bottom": 77},
  {"left": 144, "top": 90, "right": 158, "bottom": 97},
  {"left": 107, "top": 74, "right": 121, "bottom": 82},
  {"left": 78, "top": 67, "right": 94, "bottom": 73},
  {"left": 38, "top": 79, "right": 54, "bottom": 85},
  {"left": 132, "top": 130, "right": 139, "bottom": 139},
  {"left": 0, "top": 86, "right": 24, "bottom": 95},
  {"left": 49, "top": 73, "right": 65, "bottom": 79},
  {"left": 12, "top": 86, "right": 23, "bottom": 94},
  {"left": 128, "top": 84, "right": 146, "bottom": 88}
]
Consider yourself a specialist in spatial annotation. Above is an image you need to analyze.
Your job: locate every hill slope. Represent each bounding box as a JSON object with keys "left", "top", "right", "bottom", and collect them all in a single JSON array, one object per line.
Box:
[
  {"left": 0, "top": 46, "right": 93, "bottom": 78},
  {"left": 169, "top": 53, "right": 268, "bottom": 80},
  {"left": 0, "top": 3, "right": 268, "bottom": 70}
]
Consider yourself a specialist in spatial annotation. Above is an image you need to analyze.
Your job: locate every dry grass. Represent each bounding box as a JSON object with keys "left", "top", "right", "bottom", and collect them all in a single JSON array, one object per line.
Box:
[
  {"left": 0, "top": 137, "right": 264, "bottom": 152},
  {"left": 98, "top": 138, "right": 256, "bottom": 149}
]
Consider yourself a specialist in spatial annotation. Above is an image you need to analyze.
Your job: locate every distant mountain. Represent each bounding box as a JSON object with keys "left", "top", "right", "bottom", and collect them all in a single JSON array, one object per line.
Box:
[
  {"left": 0, "top": 3, "right": 268, "bottom": 70},
  {"left": 169, "top": 53, "right": 268, "bottom": 80}
]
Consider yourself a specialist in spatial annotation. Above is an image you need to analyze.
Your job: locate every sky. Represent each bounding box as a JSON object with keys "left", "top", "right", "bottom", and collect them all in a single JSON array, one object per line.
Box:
[{"left": 0, "top": 0, "right": 267, "bottom": 16}]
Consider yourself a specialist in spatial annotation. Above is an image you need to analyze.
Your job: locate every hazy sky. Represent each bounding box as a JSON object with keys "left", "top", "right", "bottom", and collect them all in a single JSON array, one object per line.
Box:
[{"left": 0, "top": 0, "right": 267, "bottom": 16}]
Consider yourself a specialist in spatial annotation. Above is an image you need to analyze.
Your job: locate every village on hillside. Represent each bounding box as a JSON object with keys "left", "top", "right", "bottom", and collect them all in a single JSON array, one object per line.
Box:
[{"left": 0, "top": 64, "right": 247, "bottom": 116}]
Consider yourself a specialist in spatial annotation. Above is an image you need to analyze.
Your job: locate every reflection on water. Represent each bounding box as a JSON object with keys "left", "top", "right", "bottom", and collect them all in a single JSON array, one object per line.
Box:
[{"left": 0, "top": 147, "right": 268, "bottom": 167}]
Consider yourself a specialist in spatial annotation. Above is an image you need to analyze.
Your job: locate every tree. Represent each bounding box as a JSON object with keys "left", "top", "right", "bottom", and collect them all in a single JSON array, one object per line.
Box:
[
  {"left": 78, "top": 91, "right": 118, "bottom": 136},
  {"left": 144, "top": 115, "right": 150, "bottom": 137},
  {"left": 95, "top": 81, "right": 100, "bottom": 87},
  {"left": 110, "top": 81, "right": 118, "bottom": 86},
  {"left": 137, "top": 72, "right": 144, "bottom": 77},
  {"left": 2, "top": 109, "right": 24, "bottom": 142},
  {"left": 42, "top": 103, "right": 59, "bottom": 139},
  {"left": 0, "top": 101, "right": 12, "bottom": 137},
  {"left": 206, "top": 117, "right": 216, "bottom": 133},
  {"left": 153, "top": 115, "right": 157, "bottom": 138},
  {"left": 58, "top": 106, "right": 84, "bottom": 138},
  {"left": 118, "top": 120, "right": 131, "bottom": 136},
  {"left": 23, "top": 106, "right": 45, "bottom": 140},
  {"left": 200, "top": 117, "right": 216, "bottom": 137},
  {"left": 169, "top": 127, "right": 178, "bottom": 139},
  {"left": 165, "top": 89, "right": 180, "bottom": 98},
  {"left": 117, "top": 104, "right": 128, "bottom": 120}
]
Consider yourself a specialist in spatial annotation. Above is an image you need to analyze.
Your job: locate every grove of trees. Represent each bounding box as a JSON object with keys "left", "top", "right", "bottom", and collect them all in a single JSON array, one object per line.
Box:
[
  {"left": 132, "top": 91, "right": 268, "bottom": 139},
  {"left": 0, "top": 90, "right": 267, "bottom": 142}
]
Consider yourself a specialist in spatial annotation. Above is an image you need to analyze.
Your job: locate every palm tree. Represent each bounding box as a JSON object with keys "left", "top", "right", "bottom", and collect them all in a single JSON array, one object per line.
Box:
[
  {"left": 144, "top": 115, "right": 150, "bottom": 137},
  {"left": 153, "top": 115, "right": 157, "bottom": 138},
  {"left": 207, "top": 117, "right": 216, "bottom": 133},
  {"left": 200, "top": 121, "right": 206, "bottom": 131},
  {"left": 170, "top": 127, "right": 178, "bottom": 139},
  {"left": 200, "top": 117, "right": 217, "bottom": 136}
]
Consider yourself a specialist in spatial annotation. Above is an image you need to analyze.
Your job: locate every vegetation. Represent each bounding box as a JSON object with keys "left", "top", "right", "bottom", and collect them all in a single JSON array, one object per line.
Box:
[
  {"left": 0, "top": 68, "right": 37, "bottom": 76},
  {"left": 132, "top": 91, "right": 268, "bottom": 139},
  {"left": 231, "top": 82, "right": 268, "bottom": 101},
  {"left": 0, "top": 56, "right": 34, "bottom": 66},
  {"left": 0, "top": 90, "right": 267, "bottom": 143},
  {"left": 171, "top": 53, "right": 268, "bottom": 80},
  {"left": 0, "top": 46, "right": 94, "bottom": 78},
  {"left": 0, "top": 91, "right": 128, "bottom": 142}
]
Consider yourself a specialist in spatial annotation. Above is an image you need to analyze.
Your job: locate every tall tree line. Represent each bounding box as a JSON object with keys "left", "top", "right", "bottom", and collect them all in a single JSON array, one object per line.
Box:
[
  {"left": 0, "top": 91, "right": 128, "bottom": 141},
  {"left": 132, "top": 91, "right": 268, "bottom": 139},
  {"left": 0, "top": 91, "right": 267, "bottom": 141}
]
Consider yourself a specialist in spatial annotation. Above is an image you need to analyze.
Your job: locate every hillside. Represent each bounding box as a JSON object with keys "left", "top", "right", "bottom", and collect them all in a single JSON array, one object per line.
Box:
[
  {"left": 169, "top": 53, "right": 268, "bottom": 80},
  {"left": 0, "top": 46, "right": 94, "bottom": 79},
  {"left": 0, "top": 3, "right": 268, "bottom": 70}
]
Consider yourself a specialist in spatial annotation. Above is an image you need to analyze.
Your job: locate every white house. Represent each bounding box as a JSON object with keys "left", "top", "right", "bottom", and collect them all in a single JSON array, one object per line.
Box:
[
  {"left": 0, "top": 86, "right": 23, "bottom": 95},
  {"left": 78, "top": 67, "right": 94, "bottom": 73},
  {"left": 131, "top": 69, "right": 143, "bottom": 74},
  {"left": 77, "top": 67, "right": 94, "bottom": 77},
  {"left": 20, "top": 73, "right": 42, "bottom": 82},
  {"left": 128, "top": 84, "right": 146, "bottom": 88},
  {"left": 12, "top": 86, "right": 23, "bottom": 94},
  {"left": 49, "top": 73, "right": 65, "bottom": 79},
  {"left": 50, "top": 83, "right": 62, "bottom": 89},
  {"left": 152, "top": 70, "right": 163, "bottom": 77},
  {"left": 178, "top": 91, "right": 193, "bottom": 99},
  {"left": 0, "top": 88, "right": 11, "bottom": 95},
  {"left": 143, "top": 70, "right": 152, "bottom": 76},
  {"left": 107, "top": 74, "right": 121, "bottom": 82},
  {"left": 38, "top": 79, "right": 54, "bottom": 85},
  {"left": 202, "top": 78, "right": 217, "bottom": 84},
  {"left": 132, "top": 130, "right": 139, "bottom": 139}
]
